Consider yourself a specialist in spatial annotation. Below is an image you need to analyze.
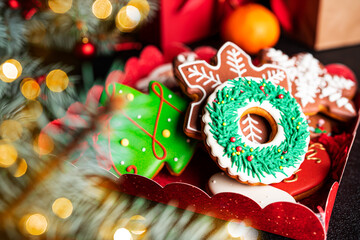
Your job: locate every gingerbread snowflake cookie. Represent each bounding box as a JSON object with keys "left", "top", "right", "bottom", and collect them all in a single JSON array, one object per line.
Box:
[
  {"left": 174, "top": 42, "right": 291, "bottom": 139},
  {"left": 259, "top": 48, "right": 357, "bottom": 121}
]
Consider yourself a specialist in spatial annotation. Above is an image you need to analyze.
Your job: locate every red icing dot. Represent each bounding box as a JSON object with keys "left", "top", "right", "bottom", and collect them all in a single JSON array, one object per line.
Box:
[
  {"left": 247, "top": 155, "right": 253, "bottom": 161},
  {"left": 278, "top": 94, "right": 284, "bottom": 99},
  {"left": 240, "top": 90, "right": 244, "bottom": 93},
  {"left": 230, "top": 137, "right": 236, "bottom": 142},
  {"left": 236, "top": 146, "right": 242, "bottom": 151},
  {"left": 259, "top": 86, "right": 264, "bottom": 90},
  {"left": 283, "top": 151, "right": 288, "bottom": 154},
  {"left": 266, "top": 94, "right": 269, "bottom": 96}
]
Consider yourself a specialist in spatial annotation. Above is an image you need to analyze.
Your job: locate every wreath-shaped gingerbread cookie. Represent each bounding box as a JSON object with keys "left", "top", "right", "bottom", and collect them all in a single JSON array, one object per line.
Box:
[{"left": 202, "top": 78, "right": 310, "bottom": 184}]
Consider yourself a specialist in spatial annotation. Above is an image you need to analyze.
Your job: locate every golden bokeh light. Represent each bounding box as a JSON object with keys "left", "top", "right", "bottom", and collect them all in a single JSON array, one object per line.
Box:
[
  {"left": 46, "top": 69, "right": 69, "bottom": 92},
  {"left": 128, "top": 0, "right": 150, "bottom": 20},
  {"left": 21, "top": 78, "right": 41, "bottom": 100},
  {"left": 34, "top": 133, "right": 54, "bottom": 155},
  {"left": 115, "top": 5, "right": 141, "bottom": 32},
  {"left": 0, "top": 143, "right": 18, "bottom": 168},
  {"left": 128, "top": 215, "right": 147, "bottom": 236},
  {"left": 24, "top": 213, "right": 48, "bottom": 236},
  {"left": 113, "top": 228, "right": 132, "bottom": 240},
  {"left": 92, "top": 0, "right": 112, "bottom": 19},
  {"left": 22, "top": 100, "right": 43, "bottom": 121},
  {"left": 0, "top": 120, "right": 23, "bottom": 142},
  {"left": 14, "top": 158, "right": 27, "bottom": 177},
  {"left": 48, "top": 0, "right": 73, "bottom": 14},
  {"left": 52, "top": 197, "right": 73, "bottom": 219},
  {"left": 0, "top": 59, "right": 22, "bottom": 83}
]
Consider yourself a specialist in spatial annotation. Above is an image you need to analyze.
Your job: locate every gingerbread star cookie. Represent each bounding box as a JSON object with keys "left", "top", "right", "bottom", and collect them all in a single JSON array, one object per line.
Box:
[
  {"left": 174, "top": 42, "right": 291, "bottom": 139},
  {"left": 259, "top": 48, "right": 357, "bottom": 121}
]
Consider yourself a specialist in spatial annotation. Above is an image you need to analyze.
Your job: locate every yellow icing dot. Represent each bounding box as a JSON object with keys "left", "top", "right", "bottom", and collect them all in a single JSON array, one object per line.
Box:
[
  {"left": 222, "top": 123, "right": 226, "bottom": 126},
  {"left": 279, "top": 166, "right": 283, "bottom": 170},
  {"left": 221, "top": 101, "right": 224, "bottom": 104},
  {"left": 280, "top": 156, "right": 284, "bottom": 159},
  {"left": 296, "top": 126, "right": 300, "bottom": 130},
  {"left": 250, "top": 148, "right": 254, "bottom": 152},
  {"left": 217, "top": 102, "right": 220, "bottom": 104},
  {"left": 127, "top": 93, "right": 134, "bottom": 101},
  {"left": 278, "top": 149, "right": 281, "bottom": 153},
  {"left": 241, "top": 150, "right": 245, "bottom": 153},
  {"left": 236, "top": 151, "right": 240, "bottom": 155},
  {"left": 162, "top": 129, "right": 171, "bottom": 138},
  {"left": 232, "top": 152, "right": 236, "bottom": 156},
  {"left": 244, "top": 144, "right": 247, "bottom": 147},
  {"left": 247, "top": 81, "right": 251, "bottom": 84},
  {"left": 262, "top": 83, "right": 266, "bottom": 86},
  {"left": 231, "top": 98, "right": 234, "bottom": 100},
  {"left": 232, "top": 148, "right": 235, "bottom": 150},
  {"left": 226, "top": 95, "right": 229, "bottom": 97},
  {"left": 120, "top": 138, "right": 129, "bottom": 147},
  {"left": 291, "top": 117, "right": 295, "bottom": 120}
]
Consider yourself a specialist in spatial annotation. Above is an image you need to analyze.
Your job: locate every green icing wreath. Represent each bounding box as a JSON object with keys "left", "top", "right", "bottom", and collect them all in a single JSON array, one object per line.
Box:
[{"left": 206, "top": 78, "right": 309, "bottom": 182}]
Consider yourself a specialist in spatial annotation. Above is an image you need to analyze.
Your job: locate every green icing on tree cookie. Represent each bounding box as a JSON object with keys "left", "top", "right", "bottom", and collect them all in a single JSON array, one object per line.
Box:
[
  {"left": 206, "top": 78, "right": 309, "bottom": 182},
  {"left": 96, "top": 81, "right": 197, "bottom": 178}
]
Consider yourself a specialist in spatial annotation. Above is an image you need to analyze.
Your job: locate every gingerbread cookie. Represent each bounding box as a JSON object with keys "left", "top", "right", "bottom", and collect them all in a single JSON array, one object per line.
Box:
[
  {"left": 202, "top": 78, "right": 310, "bottom": 185},
  {"left": 271, "top": 142, "right": 331, "bottom": 200},
  {"left": 174, "top": 41, "right": 290, "bottom": 139},
  {"left": 94, "top": 81, "right": 197, "bottom": 179},
  {"left": 306, "top": 114, "right": 340, "bottom": 138},
  {"left": 208, "top": 172, "right": 296, "bottom": 208},
  {"left": 259, "top": 48, "right": 357, "bottom": 121}
]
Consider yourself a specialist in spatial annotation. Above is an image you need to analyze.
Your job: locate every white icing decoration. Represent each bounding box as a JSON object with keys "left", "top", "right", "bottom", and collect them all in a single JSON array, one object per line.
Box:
[
  {"left": 137, "top": 115, "right": 141, "bottom": 119},
  {"left": 120, "top": 161, "right": 125, "bottom": 165},
  {"left": 226, "top": 48, "right": 247, "bottom": 76},
  {"left": 167, "top": 118, "right": 171, "bottom": 122},
  {"left": 241, "top": 114, "right": 263, "bottom": 143},
  {"left": 119, "top": 90, "right": 123, "bottom": 94},
  {"left": 266, "top": 49, "right": 355, "bottom": 113},
  {"left": 142, "top": 148, "right": 146, "bottom": 152},
  {"left": 261, "top": 69, "right": 287, "bottom": 86},
  {"left": 187, "top": 65, "right": 222, "bottom": 88},
  {"left": 202, "top": 80, "right": 309, "bottom": 184},
  {"left": 208, "top": 173, "right": 296, "bottom": 208},
  {"left": 174, "top": 157, "right": 178, "bottom": 162},
  {"left": 177, "top": 54, "right": 186, "bottom": 62},
  {"left": 168, "top": 94, "right": 172, "bottom": 99}
]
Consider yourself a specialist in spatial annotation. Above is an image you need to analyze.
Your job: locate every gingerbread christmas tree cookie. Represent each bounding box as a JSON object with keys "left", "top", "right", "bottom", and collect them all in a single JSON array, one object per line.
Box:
[
  {"left": 174, "top": 41, "right": 290, "bottom": 139},
  {"left": 94, "top": 81, "right": 197, "bottom": 179}
]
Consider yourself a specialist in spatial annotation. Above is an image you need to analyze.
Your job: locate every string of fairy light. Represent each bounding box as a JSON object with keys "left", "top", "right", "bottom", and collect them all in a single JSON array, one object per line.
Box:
[{"left": 48, "top": 0, "right": 149, "bottom": 32}]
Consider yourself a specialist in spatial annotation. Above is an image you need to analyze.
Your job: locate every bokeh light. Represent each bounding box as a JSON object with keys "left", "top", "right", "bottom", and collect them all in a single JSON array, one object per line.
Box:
[
  {"left": 48, "top": 0, "right": 73, "bottom": 14},
  {"left": 34, "top": 133, "right": 54, "bottom": 155},
  {"left": 46, "top": 69, "right": 69, "bottom": 92},
  {"left": 13, "top": 158, "right": 27, "bottom": 177},
  {"left": 22, "top": 100, "right": 43, "bottom": 121},
  {"left": 227, "top": 220, "right": 258, "bottom": 239},
  {"left": 128, "top": 0, "right": 150, "bottom": 20},
  {"left": 52, "top": 197, "right": 73, "bottom": 219},
  {"left": 115, "top": 5, "right": 141, "bottom": 32},
  {"left": 0, "top": 120, "right": 23, "bottom": 141},
  {"left": 21, "top": 78, "right": 41, "bottom": 100},
  {"left": 92, "top": 0, "right": 112, "bottom": 19},
  {"left": 114, "top": 228, "right": 132, "bottom": 240},
  {"left": 128, "top": 215, "right": 147, "bottom": 236},
  {"left": 24, "top": 213, "right": 48, "bottom": 236},
  {"left": 0, "top": 143, "right": 18, "bottom": 168},
  {"left": 0, "top": 59, "right": 22, "bottom": 83}
]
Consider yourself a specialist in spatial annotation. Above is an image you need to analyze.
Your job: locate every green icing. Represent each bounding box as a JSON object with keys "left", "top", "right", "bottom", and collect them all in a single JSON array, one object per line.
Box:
[
  {"left": 96, "top": 81, "right": 197, "bottom": 179},
  {"left": 206, "top": 78, "right": 309, "bottom": 182}
]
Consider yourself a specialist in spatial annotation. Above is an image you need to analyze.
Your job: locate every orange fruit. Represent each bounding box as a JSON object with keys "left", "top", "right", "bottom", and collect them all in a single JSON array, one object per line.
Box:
[{"left": 221, "top": 3, "right": 280, "bottom": 55}]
